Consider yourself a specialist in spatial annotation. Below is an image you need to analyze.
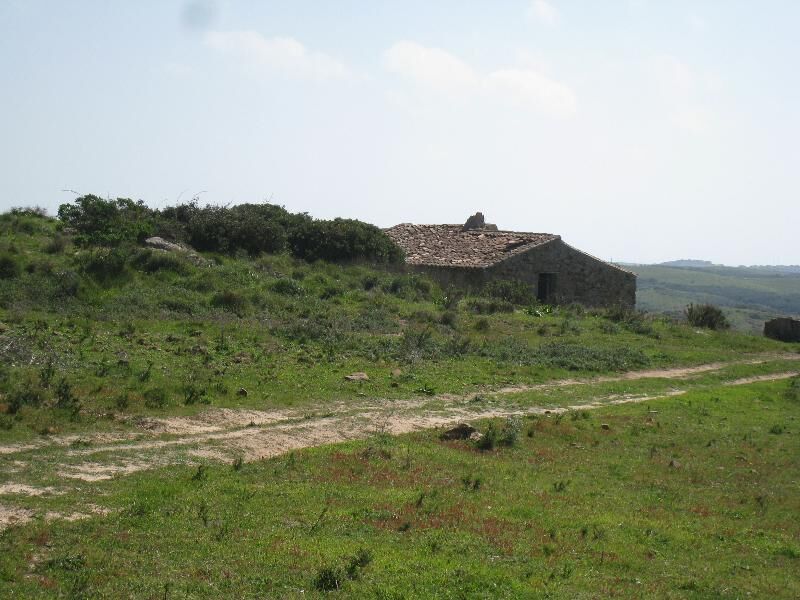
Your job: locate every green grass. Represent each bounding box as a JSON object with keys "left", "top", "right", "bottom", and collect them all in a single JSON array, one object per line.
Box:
[{"left": 1, "top": 378, "right": 798, "bottom": 598}]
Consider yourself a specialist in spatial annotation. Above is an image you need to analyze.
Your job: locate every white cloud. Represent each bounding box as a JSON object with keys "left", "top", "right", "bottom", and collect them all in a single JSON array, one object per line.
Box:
[
  {"left": 384, "top": 41, "right": 576, "bottom": 118},
  {"left": 486, "top": 68, "right": 576, "bottom": 117},
  {"left": 204, "top": 30, "right": 349, "bottom": 81},
  {"left": 528, "top": 0, "right": 559, "bottom": 26},
  {"left": 383, "top": 41, "right": 478, "bottom": 90}
]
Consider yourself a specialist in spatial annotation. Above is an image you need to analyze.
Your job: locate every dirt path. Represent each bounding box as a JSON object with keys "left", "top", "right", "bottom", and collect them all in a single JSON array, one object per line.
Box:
[{"left": 0, "top": 358, "right": 797, "bottom": 530}]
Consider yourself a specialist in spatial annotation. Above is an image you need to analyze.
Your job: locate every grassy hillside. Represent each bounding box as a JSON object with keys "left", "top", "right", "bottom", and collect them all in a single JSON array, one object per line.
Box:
[
  {"left": 1, "top": 208, "right": 799, "bottom": 598},
  {"left": 633, "top": 264, "right": 800, "bottom": 332},
  {"left": 0, "top": 208, "right": 793, "bottom": 441}
]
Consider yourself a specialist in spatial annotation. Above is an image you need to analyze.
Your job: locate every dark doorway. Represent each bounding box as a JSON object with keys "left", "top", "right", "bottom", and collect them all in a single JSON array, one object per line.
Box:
[{"left": 537, "top": 273, "right": 556, "bottom": 303}]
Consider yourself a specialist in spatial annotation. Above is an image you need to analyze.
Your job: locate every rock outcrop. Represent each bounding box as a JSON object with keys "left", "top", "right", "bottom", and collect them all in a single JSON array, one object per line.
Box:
[
  {"left": 144, "top": 237, "right": 209, "bottom": 266},
  {"left": 764, "top": 317, "right": 800, "bottom": 343}
]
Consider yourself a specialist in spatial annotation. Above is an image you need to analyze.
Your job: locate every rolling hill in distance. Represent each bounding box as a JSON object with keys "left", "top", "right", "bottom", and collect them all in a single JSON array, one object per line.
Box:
[{"left": 626, "top": 260, "right": 800, "bottom": 332}]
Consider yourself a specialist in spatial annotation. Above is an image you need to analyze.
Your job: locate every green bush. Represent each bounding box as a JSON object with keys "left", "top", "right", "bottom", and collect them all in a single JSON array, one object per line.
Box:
[
  {"left": 79, "top": 248, "right": 128, "bottom": 281},
  {"left": 44, "top": 234, "right": 68, "bottom": 254},
  {"left": 130, "top": 249, "right": 188, "bottom": 274},
  {"left": 210, "top": 290, "right": 250, "bottom": 314},
  {"left": 685, "top": 303, "right": 730, "bottom": 330},
  {"left": 58, "top": 195, "right": 155, "bottom": 246},
  {"left": 0, "top": 254, "right": 20, "bottom": 279},
  {"left": 474, "top": 317, "right": 490, "bottom": 332},
  {"left": 7, "top": 384, "right": 45, "bottom": 414},
  {"left": 143, "top": 387, "right": 169, "bottom": 409},
  {"left": 385, "top": 275, "right": 433, "bottom": 301},
  {"left": 270, "top": 278, "right": 306, "bottom": 297},
  {"left": 464, "top": 298, "right": 514, "bottom": 315},
  {"left": 53, "top": 271, "right": 80, "bottom": 298},
  {"left": 476, "top": 418, "right": 520, "bottom": 451},
  {"left": 58, "top": 197, "right": 404, "bottom": 264},
  {"left": 174, "top": 203, "right": 289, "bottom": 256},
  {"left": 288, "top": 217, "right": 403, "bottom": 264}
]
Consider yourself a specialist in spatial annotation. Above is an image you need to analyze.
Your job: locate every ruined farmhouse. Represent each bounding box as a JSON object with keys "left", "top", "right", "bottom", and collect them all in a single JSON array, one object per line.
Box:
[{"left": 386, "top": 213, "right": 636, "bottom": 308}]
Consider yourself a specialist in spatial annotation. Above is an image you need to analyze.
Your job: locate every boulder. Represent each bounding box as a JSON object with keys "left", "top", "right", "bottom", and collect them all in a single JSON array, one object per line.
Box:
[
  {"left": 440, "top": 423, "right": 476, "bottom": 440},
  {"left": 145, "top": 237, "right": 185, "bottom": 253},
  {"left": 144, "top": 237, "right": 209, "bottom": 266},
  {"left": 344, "top": 372, "right": 369, "bottom": 381},
  {"left": 764, "top": 317, "right": 800, "bottom": 343}
]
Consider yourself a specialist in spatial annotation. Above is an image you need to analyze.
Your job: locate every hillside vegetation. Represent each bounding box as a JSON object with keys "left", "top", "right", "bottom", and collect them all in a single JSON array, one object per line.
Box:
[
  {"left": 0, "top": 204, "right": 794, "bottom": 441},
  {"left": 1, "top": 204, "right": 799, "bottom": 598},
  {"left": 634, "top": 264, "right": 800, "bottom": 332}
]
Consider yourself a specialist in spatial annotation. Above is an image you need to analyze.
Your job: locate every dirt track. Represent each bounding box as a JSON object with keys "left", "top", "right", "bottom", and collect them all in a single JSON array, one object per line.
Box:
[{"left": 1, "top": 356, "right": 798, "bottom": 530}]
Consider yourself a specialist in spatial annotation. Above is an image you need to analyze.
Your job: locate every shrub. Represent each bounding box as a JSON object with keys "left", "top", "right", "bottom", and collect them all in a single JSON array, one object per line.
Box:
[
  {"left": 604, "top": 305, "right": 656, "bottom": 336},
  {"left": 143, "top": 387, "right": 169, "bottom": 409},
  {"left": 435, "top": 288, "right": 462, "bottom": 310},
  {"left": 177, "top": 203, "right": 289, "bottom": 256},
  {"left": 183, "top": 382, "right": 209, "bottom": 405},
  {"left": 483, "top": 280, "right": 534, "bottom": 305},
  {"left": 79, "top": 248, "right": 128, "bottom": 281},
  {"left": 55, "top": 379, "right": 79, "bottom": 411},
  {"left": 534, "top": 342, "right": 650, "bottom": 371},
  {"left": 345, "top": 548, "right": 373, "bottom": 580},
  {"left": 130, "top": 249, "right": 188, "bottom": 274},
  {"left": 361, "top": 274, "right": 380, "bottom": 291},
  {"left": 44, "top": 234, "right": 67, "bottom": 254},
  {"left": 270, "top": 278, "right": 305, "bottom": 297},
  {"left": 210, "top": 290, "right": 249, "bottom": 315},
  {"left": 386, "top": 275, "right": 433, "bottom": 301},
  {"left": 58, "top": 195, "right": 155, "bottom": 246},
  {"left": 500, "top": 416, "right": 522, "bottom": 447},
  {"left": 464, "top": 298, "right": 514, "bottom": 315},
  {"left": 313, "top": 566, "right": 343, "bottom": 592},
  {"left": 53, "top": 270, "right": 80, "bottom": 298},
  {"left": 685, "top": 303, "right": 730, "bottom": 330},
  {"left": 474, "top": 317, "right": 490, "bottom": 332},
  {"left": 440, "top": 310, "right": 458, "bottom": 328},
  {"left": 786, "top": 377, "right": 800, "bottom": 402},
  {"left": 443, "top": 335, "right": 471, "bottom": 356},
  {"left": 288, "top": 217, "right": 403, "bottom": 264},
  {"left": 7, "top": 385, "right": 45, "bottom": 414},
  {"left": 0, "top": 254, "right": 20, "bottom": 279}
]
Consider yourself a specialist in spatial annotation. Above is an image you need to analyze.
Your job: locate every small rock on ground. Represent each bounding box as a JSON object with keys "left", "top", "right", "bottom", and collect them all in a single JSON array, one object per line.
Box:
[
  {"left": 345, "top": 372, "right": 369, "bottom": 381},
  {"left": 440, "top": 423, "right": 477, "bottom": 441}
]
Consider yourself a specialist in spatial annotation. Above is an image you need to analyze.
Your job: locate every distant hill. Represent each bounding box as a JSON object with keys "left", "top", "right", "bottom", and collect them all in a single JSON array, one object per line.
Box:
[
  {"left": 657, "top": 259, "right": 715, "bottom": 268},
  {"left": 630, "top": 263, "right": 800, "bottom": 332}
]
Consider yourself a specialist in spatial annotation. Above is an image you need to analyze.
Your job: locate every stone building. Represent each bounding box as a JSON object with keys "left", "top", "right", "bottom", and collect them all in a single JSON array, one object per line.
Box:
[{"left": 385, "top": 213, "right": 636, "bottom": 308}]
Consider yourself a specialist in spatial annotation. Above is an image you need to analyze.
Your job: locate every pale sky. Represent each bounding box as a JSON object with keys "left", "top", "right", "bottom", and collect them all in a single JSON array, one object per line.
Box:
[{"left": 1, "top": 0, "right": 798, "bottom": 264}]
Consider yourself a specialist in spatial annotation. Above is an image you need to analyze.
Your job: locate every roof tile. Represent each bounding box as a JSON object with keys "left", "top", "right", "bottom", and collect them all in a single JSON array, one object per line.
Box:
[{"left": 385, "top": 224, "right": 559, "bottom": 268}]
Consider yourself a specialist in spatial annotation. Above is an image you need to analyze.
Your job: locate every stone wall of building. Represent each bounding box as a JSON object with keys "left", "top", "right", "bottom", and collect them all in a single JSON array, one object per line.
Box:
[
  {"left": 409, "top": 264, "right": 488, "bottom": 290},
  {"left": 408, "top": 239, "right": 636, "bottom": 308},
  {"left": 488, "top": 240, "right": 636, "bottom": 308}
]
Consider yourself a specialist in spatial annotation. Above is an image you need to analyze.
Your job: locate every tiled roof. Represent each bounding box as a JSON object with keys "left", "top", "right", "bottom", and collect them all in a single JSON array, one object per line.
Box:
[{"left": 385, "top": 224, "right": 559, "bottom": 268}]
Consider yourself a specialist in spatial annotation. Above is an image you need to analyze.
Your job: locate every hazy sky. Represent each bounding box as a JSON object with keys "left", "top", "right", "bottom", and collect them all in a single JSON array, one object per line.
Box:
[{"left": 1, "top": 1, "right": 798, "bottom": 264}]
